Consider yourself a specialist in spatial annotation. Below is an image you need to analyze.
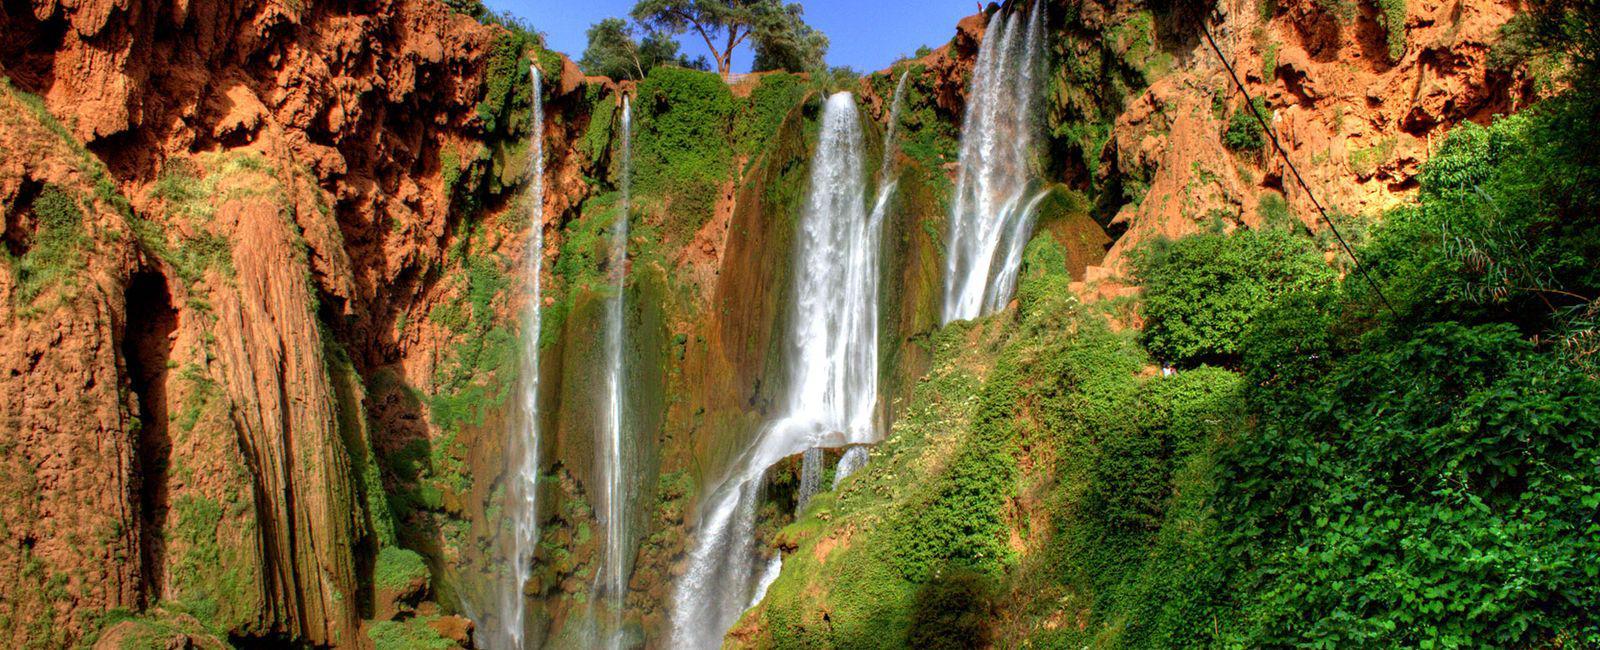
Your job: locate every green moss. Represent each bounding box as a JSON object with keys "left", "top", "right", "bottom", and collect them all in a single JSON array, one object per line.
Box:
[
  {"left": 139, "top": 153, "right": 286, "bottom": 288},
  {"left": 166, "top": 490, "right": 256, "bottom": 634},
  {"left": 3, "top": 185, "right": 89, "bottom": 310},
  {"left": 478, "top": 30, "right": 541, "bottom": 135},
  {"left": 367, "top": 616, "right": 453, "bottom": 650},
  {"left": 374, "top": 547, "right": 430, "bottom": 591},
  {"left": 579, "top": 85, "right": 619, "bottom": 172},
  {"left": 1262, "top": 40, "right": 1282, "bottom": 82},
  {"left": 632, "top": 66, "right": 736, "bottom": 244},
  {"left": 733, "top": 73, "right": 807, "bottom": 159},
  {"left": 1348, "top": 136, "right": 1397, "bottom": 177}
]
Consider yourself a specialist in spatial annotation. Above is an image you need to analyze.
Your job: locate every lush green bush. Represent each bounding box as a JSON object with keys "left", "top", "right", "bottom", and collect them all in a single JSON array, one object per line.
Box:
[
  {"left": 374, "top": 546, "right": 430, "bottom": 591},
  {"left": 733, "top": 72, "right": 806, "bottom": 158},
  {"left": 1133, "top": 228, "right": 1335, "bottom": 366},
  {"left": 631, "top": 66, "right": 735, "bottom": 242},
  {"left": 1223, "top": 98, "right": 1267, "bottom": 153},
  {"left": 1209, "top": 87, "right": 1600, "bottom": 647}
]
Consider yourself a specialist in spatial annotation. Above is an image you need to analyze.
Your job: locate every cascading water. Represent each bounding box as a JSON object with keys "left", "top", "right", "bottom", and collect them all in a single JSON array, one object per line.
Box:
[
  {"left": 829, "top": 70, "right": 910, "bottom": 491},
  {"left": 593, "top": 96, "right": 633, "bottom": 648},
  {"left": 941, "top": 2, "right": 1046, "bottom": 324},
  {"left": 671, "top": 92, "right": 881, "bottom": 649},
  {"left": 495, "top": 64, "right": 547, "bottom": 650}
]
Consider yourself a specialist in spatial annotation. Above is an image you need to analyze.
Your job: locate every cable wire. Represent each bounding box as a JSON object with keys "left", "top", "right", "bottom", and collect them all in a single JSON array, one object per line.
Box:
[{"left": 1199, "top": 19, "right": 1398, "bottom": 316}]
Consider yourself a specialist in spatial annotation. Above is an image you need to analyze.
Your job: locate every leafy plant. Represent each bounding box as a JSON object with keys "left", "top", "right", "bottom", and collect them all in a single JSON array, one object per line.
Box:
[
  {"left": 1223, "top": 98, "right": 1268, "bottom": 154},
  {"left": 1133, "top": 228, "right": 1335, "bottom": 366}
]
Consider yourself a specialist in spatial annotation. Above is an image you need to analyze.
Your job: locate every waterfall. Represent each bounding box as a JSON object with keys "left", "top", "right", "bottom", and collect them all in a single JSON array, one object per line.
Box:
[
  {"left": 941, "top": 2, "right": 1047, "bottom": 324},
  {"left": 594, "top": 96, "right": 633, "bottom": 648},
  {"left": 822, "top": 70, "right": 910, "bottom": 492},
  {"left": 671, "top": 92, "right": 881, "bottom": 649},
  {"left": 497, "top": 64, "right": 546, "bottom": 650}
]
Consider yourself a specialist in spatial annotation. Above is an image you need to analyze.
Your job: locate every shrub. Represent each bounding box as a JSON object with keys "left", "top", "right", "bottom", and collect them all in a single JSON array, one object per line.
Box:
[
  {"left": 1223, "top": 98, "right": 1267, "bottom": 153},
  {"left": 631, "top": 66, "right": 735, "bottom": 242},
  {"left": 1133, "top": 229, "right": 1335, "bottom": 366}
]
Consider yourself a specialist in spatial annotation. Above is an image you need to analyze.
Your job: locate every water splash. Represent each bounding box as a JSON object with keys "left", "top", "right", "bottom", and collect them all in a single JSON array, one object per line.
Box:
[
  {"left": 593, "top": 95, "right": 633, "bottom": 649},
  {"left": 496, "top": 64, "right": 547, "bottom": 650},
  {"left": 671, "top": 92, "right": 881, "bottom": 649},
  {"left": 942, "top": 2, "right": 1047, "bottom": 323}
]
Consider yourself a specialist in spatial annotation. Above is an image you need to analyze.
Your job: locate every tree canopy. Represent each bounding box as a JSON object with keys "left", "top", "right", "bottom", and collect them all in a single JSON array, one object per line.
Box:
[
  {"left": 580, "top": 17, "right": 707, "bottom": 80},
  {"left": 630, "top": 0, "right": 828, "bottom": 78}
]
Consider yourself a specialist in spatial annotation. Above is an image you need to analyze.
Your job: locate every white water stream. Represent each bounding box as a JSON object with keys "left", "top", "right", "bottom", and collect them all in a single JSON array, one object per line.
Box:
[
  {"left": 942, "top": 2, "right": 1047, "bottom": 323},
  {"left": 495, "top": 64, "right": 547, "bottom": 650},
  {"left": 593, "top": 96, "right": 633, "bottom": 649}
]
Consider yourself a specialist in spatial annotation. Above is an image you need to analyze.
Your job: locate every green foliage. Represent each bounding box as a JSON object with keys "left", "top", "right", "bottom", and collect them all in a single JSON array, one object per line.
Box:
[
  {"left": 750, "top": 3, "right": 829, "bottom": 73},
  {"left": 1316, "top": 0, "right": 1358, "bottom": 22},
  {"left": 631, "top": 0, "right": 828, "bottom": 77},
  {"left": 631, "top": 66, "right": 735, "bottom": 241},
  {"left": 580, "top": 18, "right": 702, "bottom": 80},
  {"left": 368, "top": 616, "right": 453, "bottom": 650},
  {"left": 1492, "top": 0, "right": 1600, "bottom": 94},
  {"left": 1206, "top": 84, "right": 1600, "bottom": 646},
  {"left": 1134, "top": 229, "right": 1335, "bottom": 366},
  {"left": 732, "top": 72, "right": 805, "bottom": 158},
  {"left": 875, "top": 64, "right": 959, "bottom": 203},
  {"left": 906, "top": 568, "right": 995, "bottom": 649},
  {"left": 477, "top": 26, "right": 545, "bottom": 136},
  {"left": 374, "top": 547, "right": 430, "bottom": 591},
  {"left": 3, "top": 185, "right": 88, "bottom": 309},
  {"left": 579, "top": 86, "right": 619, "bottom": 168},
  {"left": 1256, "top": 191, "right": 1299, "bottom": 233},
  {"left": 1261, "top": 40, "right": 1281, "bottom": 82},
  {"left": 1377, "top": 0, "right": 1407, "bottom": 61},
  {"left": 442, "top": 0, "right": 486, "bottom": 18},
  {"left": 1223, "top": 98, "right": 1267, "bottom": 153},
  {"left": 427, "top": 250, "right": 517, "bottom": 434}
]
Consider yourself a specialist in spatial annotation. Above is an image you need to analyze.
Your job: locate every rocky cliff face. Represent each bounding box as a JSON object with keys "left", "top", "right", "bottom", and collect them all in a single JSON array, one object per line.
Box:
[
  {"left": 1069, "top": 0, "right": 1531, "bottom": 306},
  {"left": 0, "top": 0, "right": 578, "bottom": 644},
  {"left": 0, "top": 0, "right": 1531, "bottom": 646}
]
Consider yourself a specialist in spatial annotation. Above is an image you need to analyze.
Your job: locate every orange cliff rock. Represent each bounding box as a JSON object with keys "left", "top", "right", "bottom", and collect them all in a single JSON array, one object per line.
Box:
[
  {"left": 1077, "top": 0, "right": 1530, "bottom": 302},
  {"left": 0, "top": 0, "right": 600, "bottom": 645}
]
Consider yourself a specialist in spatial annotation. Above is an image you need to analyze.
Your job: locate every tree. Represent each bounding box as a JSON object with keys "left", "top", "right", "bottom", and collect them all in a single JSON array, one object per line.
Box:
[
  {"left": 631, "top": 0, "right": 828, "bottom": 79},
  {"left": 750, "top": 3, "right": 828, "bottom": 73},
  {"left": 580, "top": 18, "right": 704, "bottom": 80}
]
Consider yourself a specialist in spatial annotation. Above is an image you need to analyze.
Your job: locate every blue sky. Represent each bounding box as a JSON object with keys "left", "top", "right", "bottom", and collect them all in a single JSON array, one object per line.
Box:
[{"left": 482, "top": 0, "right": 982, "bottom": 74}]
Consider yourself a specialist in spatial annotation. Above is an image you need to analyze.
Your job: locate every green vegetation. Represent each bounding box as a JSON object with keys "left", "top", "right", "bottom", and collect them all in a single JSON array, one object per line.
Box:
[
  {"left": 477, "top": 23, "right": 551, "bottom": 138},
  {"left": 368, "top": 615, "right": 454, "bottom": 650},
  {"left": 1377, "top": 0, "right": 1407, "bottom": 61},
  {"left": 1261, "top": 39, "right": 1281, "bottom": 82},
  {"left": 579, "top": 17, "right": 706, "bottom": 80},
  {"left": 579, "top": 85, "right": 619, "bottom": 169},
  {"left": 1348, "top": 136, "right": 1396, "bottom": 178},
  {"left": 733, "top": 72, "right": 805, "bottom": 158},
  {"left": 631, "top": 0, "right": 828, "bottom": 78},
  {"left": 632, "top": 66, "right": 735, "bottom": 242},
  {"left": 3, "top": 185, "right": 89, "bottom": 310},
  {"left": 1223, "top": 98, "right": 1267, "bottom": 153},
  {"left": 166, "top": 490, "right": 257, "bottom": 634},
  {"left": 374, "top": 547, "right": 430, "bottom": 591},
  {"left": 1133, "top": 228, "right": 1335, "bottom": 366}
]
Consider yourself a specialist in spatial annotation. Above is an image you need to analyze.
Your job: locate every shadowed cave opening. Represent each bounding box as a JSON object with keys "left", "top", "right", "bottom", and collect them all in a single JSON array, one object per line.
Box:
[{"left": 123, "top": 269, "right": 178, "bottom": 601}]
